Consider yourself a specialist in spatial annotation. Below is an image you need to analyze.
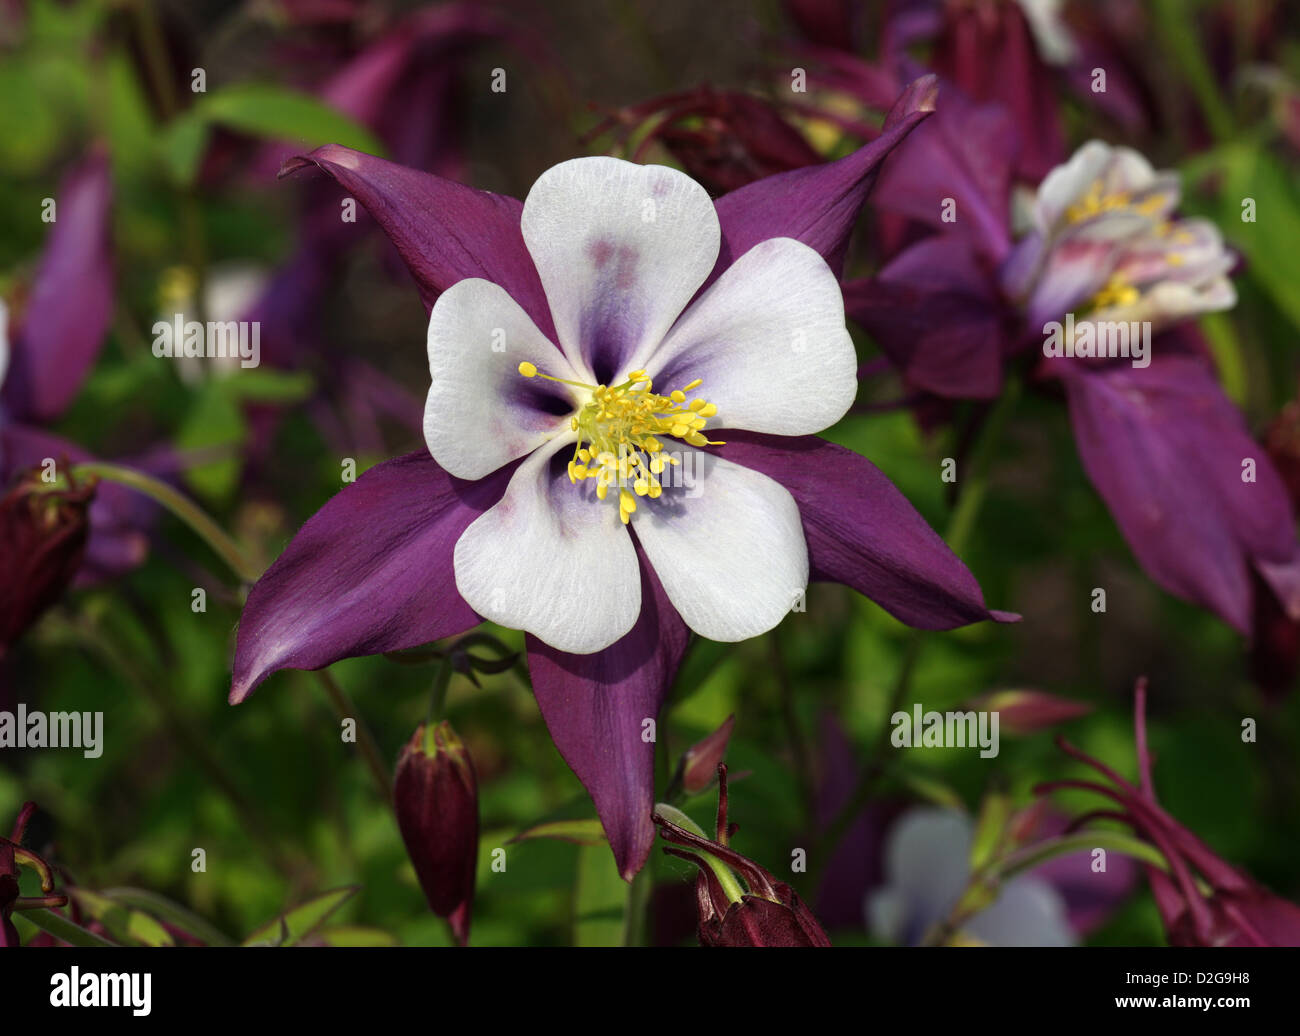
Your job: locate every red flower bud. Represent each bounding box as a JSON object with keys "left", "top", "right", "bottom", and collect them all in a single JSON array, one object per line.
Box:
[
  {"left": 0, "top": 467, "right": 95, "bottom": 657},
  {"left": 654, "top": 765, "right": 830, "bottom": 947},
  {"left": 969, "top": 689, "right": 1091, "bottom": 735},
  {"left": 671, "top": 714, "right": 735, "bottom": 797},
  {"left": 393, "top": 721, "right": 478, "bottom": 945}
]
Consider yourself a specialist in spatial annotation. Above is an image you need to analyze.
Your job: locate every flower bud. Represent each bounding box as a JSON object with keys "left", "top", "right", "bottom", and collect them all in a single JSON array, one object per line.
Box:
[
  {"left": 393, "top": 721, "right": 478, "bottom": 945},
  {"left": 654, "top": 765, "right": 830, "bottom": 947},
  {"left": 969, "top": 689, "right": 1091, "bottom": 735},
  {"left": 671, "top": 714, "right": 735, "bottom": 797},
  {"left": 0, "top": 468, "right": 95, "bottom": 656}
]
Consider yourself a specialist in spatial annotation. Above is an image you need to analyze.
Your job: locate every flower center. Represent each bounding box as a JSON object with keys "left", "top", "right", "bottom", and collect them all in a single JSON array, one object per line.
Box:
[
  {"left": 1089, "top": 272, "right": 1140, "bottom": 310},
  {"left": 518, "top": 361, "right": 722, "bottom": 524},
  {"left": 1065, "top": 180, "right": 1167, "bottom": 225}
]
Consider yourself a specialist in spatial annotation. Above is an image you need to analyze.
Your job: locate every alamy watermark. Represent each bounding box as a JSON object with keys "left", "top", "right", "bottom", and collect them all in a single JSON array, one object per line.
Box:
[
  {"left": 0, "top": 705, "right": 103, "bottom": 758},
  {"left": 890, "top": 704, "right": 1000, "bottom": 758},
  {"left": 1043, "top": 314, "right": 1151, "bottom": 368},
  {"left": 151, "top": 314, "right": 260, "bottom": 368}
]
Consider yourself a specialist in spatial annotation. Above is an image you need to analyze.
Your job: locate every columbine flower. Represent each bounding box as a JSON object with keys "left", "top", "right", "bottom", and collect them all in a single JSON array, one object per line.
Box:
[
  {"left": 1040, "top": 679, "right": 1300, "bottom": 947},
  {"left": 1001, "top": 139, "right": 1236, "bottom": 337},
  {"left": 231, "top": 75, "right": 1015, "bottom": 878},
  {"left": 654, "top": 765, "right": 830, "bottom": 947},
  {"left": 424, "top": 153, "right": 863, "bottom": 654},
  {"left": 855, "top": 118, "right": 1300, "bottom": 635}
]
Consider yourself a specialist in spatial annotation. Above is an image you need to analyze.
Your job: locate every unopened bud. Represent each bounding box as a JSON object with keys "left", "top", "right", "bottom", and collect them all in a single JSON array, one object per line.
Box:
[{"left": 394, "top": 721, "right": 478, "bottom": 945}]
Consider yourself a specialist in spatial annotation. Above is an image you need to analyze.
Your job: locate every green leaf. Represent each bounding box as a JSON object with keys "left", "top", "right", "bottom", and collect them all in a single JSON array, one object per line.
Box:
[
  {"left": 309, "top": 926, "right": 400, "bottom": 947},
  {"left": 243, "top": 886, "right": 360, "bottom": 947},
  {"left": 175, "top": 379, "right": 246, "bottom": 502},
  {"left": 1211, "top": 145, "right": 1300, "bottom": 334},
  {"left": 198, "top": 83, "right": 385, "bottom": 156},
  {"left": 223, "top": 368, "right": 315, "bottom": 403},
  {"left": 510, "top": 818, "right": 607, "bottom": 846},
  {"left": 101, "top": 887, "right": 237, "bottom": 947},
  {"left": 160, "top": 111, "right": 211, "bottom": 187},
  {"left": 969, "top": 792, "right": 1011, "bottom": 872},
  {"left": 573, "top": 844, "right": 627, "bottom": 947},
  {"left": 69, "top": 889, "right": 175, "bottom": 947}
]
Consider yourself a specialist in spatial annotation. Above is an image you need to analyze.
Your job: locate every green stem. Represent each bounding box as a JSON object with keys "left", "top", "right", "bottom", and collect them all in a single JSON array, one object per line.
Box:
[
  {"left": 71, "top": 462, "right": 260, "bottom": 584},
  {"left": 923, "top": 831, "right": 1177, "bottom": 945},
  {"left": 653, "top": 804, "right": 748, "bottom": 905},
  {"left": 770, "top": 628, "right": 814, "bottom": 813},
  {"left": 315, "top": 670, "right": 394, "bottom": 804},
  {"left": 19, "top": 908, "right": 119, "bottom": 948},
  {"left": 945, "top": 376, "right": 1021, "bottom": 556},
  {"left": 622, "top": 864, "right": 652, "bottom": 947},
  {"left": 812, "top": 379, "right": 1022, "bottom": 880},
  {"left": 54, "top": 612, "right": 307, "bottom": 878},
  {"left": 425, "top": 656, "right": 453, "bottom": 736},
  {"left": 994, "top": 830, "right": 1170, "bottom": 882},
  {"left": 1151, "top": 0, "right": 1234, "bottom": 143},
  {"left": 69, "top": 463, "right": 395, "bottom": 811}
]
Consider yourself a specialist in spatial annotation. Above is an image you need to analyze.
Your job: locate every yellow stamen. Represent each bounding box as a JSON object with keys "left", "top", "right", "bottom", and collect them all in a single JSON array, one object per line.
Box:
[
  {"left": 1090, "top": 273, "right": 1140, "bottom": 310},
  {"left": 518, "top": 360, "right": 724, "bottom": 515}
]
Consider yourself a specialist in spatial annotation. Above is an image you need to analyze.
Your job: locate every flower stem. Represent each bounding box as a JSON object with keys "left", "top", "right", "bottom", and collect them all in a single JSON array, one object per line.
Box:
[
  {"left": 922, "top": 830, "right": 1174, "bottom": 945},
  {"left": 69, "top": 462, "right": 395, "bottom": 810},
  {"left": 812, "top": 378, "right": 1022, "bottom": 881},
  {"left": 653, "top": 804, "right": 747, "bottom": 904},
  {"left": 19, "top": 908, "right": 118, "bottom": 947},
  {"left": 315, "top": 670, "right": 394, "bottom": 804},
  {"left": 70, "top": 462, "right": 260, "bottom": 584}
]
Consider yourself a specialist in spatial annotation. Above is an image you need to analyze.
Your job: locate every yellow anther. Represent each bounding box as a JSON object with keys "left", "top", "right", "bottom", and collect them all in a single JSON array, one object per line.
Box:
[
  {"left": 517, "top": 362, "right": 721, "bottom": 514},
  {"left": 1090, "top": 273, "right": 1140, "bottom": 310}
]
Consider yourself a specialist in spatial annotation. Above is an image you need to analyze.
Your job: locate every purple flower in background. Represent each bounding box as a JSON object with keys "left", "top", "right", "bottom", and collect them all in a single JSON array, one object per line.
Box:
[
  {"left": 868, "top": 807, "right": 1077, "bottom": 946},
  {"left": 1004, "top": 140, "right": 1235, "bottom": 338},
  {"left": 0, "top": 149, "right": 152, "bottom": 583},
  {"left": 1042, "top": 680, "right": 1300, "bottom": 947},
  {"left": 858, "top": 112, "right": 1300, "bottom": 635},
  {"left": 229, "top": 76, "right": 1016, "bottom": 878}
]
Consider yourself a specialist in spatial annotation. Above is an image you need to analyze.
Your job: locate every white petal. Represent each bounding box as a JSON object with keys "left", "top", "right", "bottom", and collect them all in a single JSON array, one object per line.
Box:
[
  {"left": 1035, "top": 140, "right": 1114, "bottom": 231},
  {"left": 966, "top": 877, "right": 1076, "bottom": 947},
  {"left": 453, "top": 438, "right": 641, "bottom": 654},
  {"left": 638, "top": 237, "right": 857, "bottom": 436},
  {"left": 631, "top": 449, "right": 807, "bottom": 642},
  {"left": 425, "top": 278, "right": 580, "bottom": 480},
  {"left": 520, "top": 156, "right": 720, "bottom": 382}
]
